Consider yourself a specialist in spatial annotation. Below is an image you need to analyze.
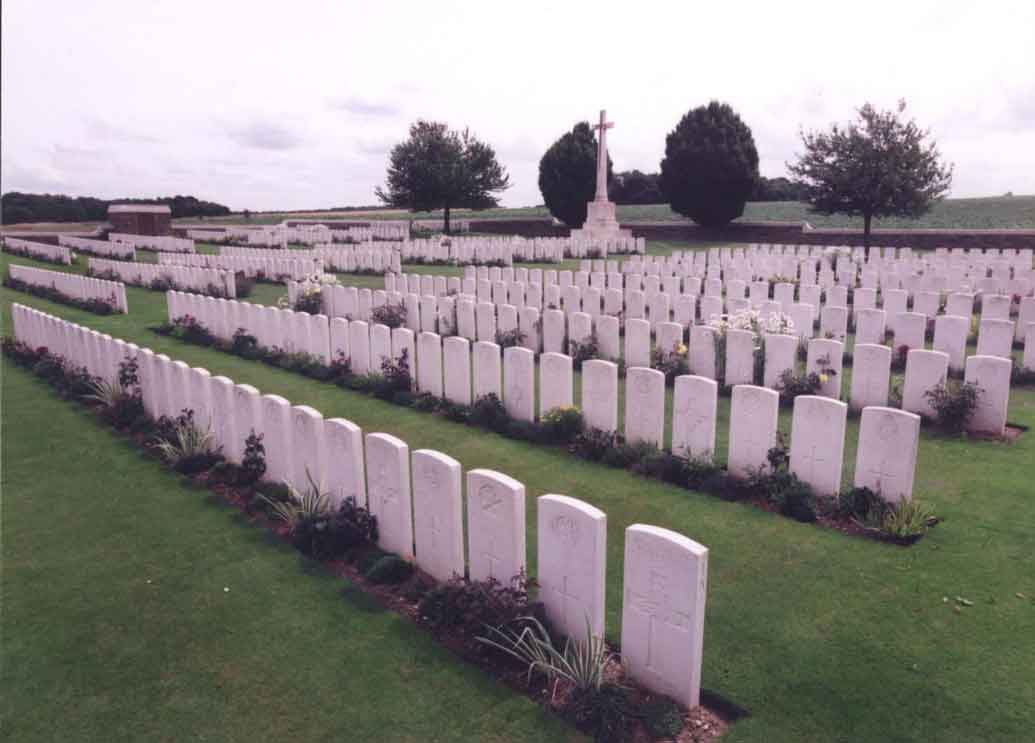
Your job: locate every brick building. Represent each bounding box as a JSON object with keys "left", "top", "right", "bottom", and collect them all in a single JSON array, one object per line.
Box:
[{"left": 107, "top": 204, "right": 172, "bottom": 235}]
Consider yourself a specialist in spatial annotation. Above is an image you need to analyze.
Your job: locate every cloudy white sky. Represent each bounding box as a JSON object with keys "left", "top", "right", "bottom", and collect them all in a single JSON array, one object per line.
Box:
[{"left": 3, "top": 0, "right": 1034, "bottom": 212}]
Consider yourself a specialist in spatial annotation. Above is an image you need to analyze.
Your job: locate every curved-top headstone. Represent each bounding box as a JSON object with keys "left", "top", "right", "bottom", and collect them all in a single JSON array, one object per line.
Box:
[
  {"left": 365, "top": 433, "right": 414, "bottom": 560},
  {"left": 324, "top": 418, "right": 366, "bottom": 507},
  {"left": 466, "top": 469, "right": 525, "bottom": 584},
  {"left": 789, "top": 395, "right": 847, "bottom": 496},
  {"left": 537, "top": 494, "right": 607, "bottom": 640},
  {"left": 621, "top": 524, "right": 708, "bottom": 710},
  {"left": 672, "top": 375, "right": 717, "bottom": 460},
  {"left": 411, "top": 449, "right": 464, "bottom": 583},
  {"left": 727, "top": 384, "right": 779, "bottom": 478},
  {"left": 853, "top": 407, "right": 920, "bottom": 502},
  {"left": 291, "top": 405, "right": 326, "bottom": 493}
]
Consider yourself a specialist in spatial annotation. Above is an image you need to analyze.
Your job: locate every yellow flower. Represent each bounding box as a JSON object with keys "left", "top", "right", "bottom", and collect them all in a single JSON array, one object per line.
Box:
[
  {"left": 819, "top": 373, "right": 829, "bottom": 384},
  {"left": 677, "top": 343, "right": 688, "bottom": 355}
]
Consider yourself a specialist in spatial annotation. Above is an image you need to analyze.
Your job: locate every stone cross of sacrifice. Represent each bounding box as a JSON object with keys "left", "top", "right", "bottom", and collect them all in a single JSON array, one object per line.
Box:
[{"left": 592, "top": 110, "right": 614, "bottom": 202}]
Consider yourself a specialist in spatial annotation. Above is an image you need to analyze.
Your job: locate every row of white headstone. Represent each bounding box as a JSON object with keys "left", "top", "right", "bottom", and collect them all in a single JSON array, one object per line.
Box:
[
  {"left": 171, "top": 288, "right": 1019, "bottom": 441},
  {"left": 311, "top": 246, "right": 402, "bottom": 274},
  {"left": 2, "top": 237, "right": 73, "bottom": 265},
  {"left": 57, "top": 234, "right": 136, "bottom": 260},
  {"left": 11, "top": 301, "right": 711, "bottom": 711},
  {"left": 388, "top": 271, "right": 1035, "bottom": 357},
  {"left": 619, "top": 245, "right": 1035, "bottom": 296},
  {"left": 329, "top": 224, "right": 409, "bottom": 242},
  {"left": 7, "top": 264, "right": 128, "bottom": 312},
  {"left": 158, "top": 252, "right": 321, "bottom": 281},
  {"left": 89, "top": 258, "right": 237, "bottom": 298},
  {"left": 110, "top": 233, "right": 195, "bottom": 253}
]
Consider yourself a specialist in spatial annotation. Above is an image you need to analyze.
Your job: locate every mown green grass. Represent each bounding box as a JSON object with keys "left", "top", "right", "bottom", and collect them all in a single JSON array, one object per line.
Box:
[
  {"left": 3, "top": 246, "right": 1035, "bottom": 743},
  {"left": 177, "top": 195, "right": 1035, "bottom": 230}
]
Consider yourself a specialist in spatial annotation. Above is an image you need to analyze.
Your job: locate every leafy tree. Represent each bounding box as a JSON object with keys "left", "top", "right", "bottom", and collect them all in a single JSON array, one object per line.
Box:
[
  {"left": 788, "top": 100, "right": 953, "bottom": 245},
  {"left": 538, "top": 122, "right": 612, "bottom": 227},
  {"left": 659, "top": 101, "right": 759, "bottom": 227},
  {"left": 752, "top": 176, "right": 808, "bottom": 202},
  {"left": 0, "top": 192, "right": 230, "bottom": 223},
  {"left": 611, "top": 170, "right": 664, "bottom": 205},
  {"left": 375, "top": 120, "right": 510, "bottom": 234}
]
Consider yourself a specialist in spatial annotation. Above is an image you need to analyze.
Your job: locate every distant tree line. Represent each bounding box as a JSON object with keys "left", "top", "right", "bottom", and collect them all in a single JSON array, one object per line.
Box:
[
  {"left": 1, "top": 192, "right": 232, "bottom": 224},
  {"left": 607, "top": 171, "right": 806, "bottom": 205}
]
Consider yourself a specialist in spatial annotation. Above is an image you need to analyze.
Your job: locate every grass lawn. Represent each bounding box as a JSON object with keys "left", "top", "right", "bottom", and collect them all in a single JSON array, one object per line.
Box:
[{"left": 3, "top": 245, "right": 1035, "bottom": 742}]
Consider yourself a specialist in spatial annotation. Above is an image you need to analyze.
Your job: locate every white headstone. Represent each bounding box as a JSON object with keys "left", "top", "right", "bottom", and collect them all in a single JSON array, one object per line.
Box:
[
  {"left": 625, "top": 367, "right": 665, "bottom": 448},
  {"left": 902, "top": 349, "right": 949, "bottom": 418},
  {"left": 621, "top": 524, "right": 708, "bottom": 709},
  {"left": 789, "top": 395, "right": 847, "bottom": 496},
  {"left": 466, "top": 469, "right": 526, "bottom": 584},
  {"left": 964, "top": 354, "right": 1012, "bottom": 437},
  {"left": 473, "top": 341, "right": 502, "bottom": 400},
  {"left": 324, "top": 418, "right": 366, "bottom": 507},
  {"left": 727, "top": 385, "right": 779, "bottom": 478},
  {"left": 854, "top": 407, "right": 921, "bottom": 503},
  {"left": 365, "top": 432, "right": 414, "bottom": 560},
  {"left": 411, "top": 449, "right": 464, "bottom": 583},
  {"left": 503, "top": 347, "right": 535, "bottom": 422},
  {"left": 539, "top": 352, "right": 573, "bottom": 416},
  {"left": 672, "top": 375, "right": 717, "bottom": 460},
  {"left": 581, "top": 359, "right": 618, "bottom": 433},
  {"left": 849, "top": 344, "right": 891, "bottom": 411},
  {"left": 537, "top": 494, "right": 607, "bottom": 639}
]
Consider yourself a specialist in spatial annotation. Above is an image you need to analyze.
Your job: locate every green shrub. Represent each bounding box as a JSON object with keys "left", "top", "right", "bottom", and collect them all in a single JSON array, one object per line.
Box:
[
  {"left": 568, "top": 683, "right": 637, "bottom": 743},
  {"left": 469, "top": 393, "right": 510, "bottom": 432},
  {"left": 364, "top": 554, "right": 414, "bottom": 584},
  {"left": 418, "top": 572, "right": 543, "bottom": 636},
  {"left": 568, "top": 332, "right": 601, "bottom": 369},
  {"left": 924, "top": 380, "right": 981, "bottom": 433},
  {"left": 240, "top": 431, "right": 267, "bottom": 485},
  {"left": 370, "top": 301, "right": 407, "bottom": 329},
  {"left": 570, "top": 427, "right": 618, "bottom": 462},
  {"left": 494, "top": 328, "right": 526, "bottom": 349},
  {"left": 540, "top": 406, "right": 584, "bottom": 443},
  {"left": 642, "top": 697, "right": 684, "bottom": 740},
  {"left": 659, "top": 101, "right": 759, "bottom": 227},
  {"left": 877, "top": 500, "right": 937, "bottom": 541}
]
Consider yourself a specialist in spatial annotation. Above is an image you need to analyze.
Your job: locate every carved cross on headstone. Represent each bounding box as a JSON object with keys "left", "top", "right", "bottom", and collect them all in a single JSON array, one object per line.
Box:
[
  {"left": 629, "top": 570, "right": 691, "bottom": 673},
  {"left": 548, "top": 574, "right": 581, "bottom": 632},
  {"left": 592, "top": 109, "right": 614, "bottom": 203},
  {"left": 482, "top": 537, "right": 502, "bottom": 580},
  {"left": 868, "top": 457, "right": 898, "bottom": 496},
  {"left": 799, "top": 444, "right": 826, "bottom": 482}
]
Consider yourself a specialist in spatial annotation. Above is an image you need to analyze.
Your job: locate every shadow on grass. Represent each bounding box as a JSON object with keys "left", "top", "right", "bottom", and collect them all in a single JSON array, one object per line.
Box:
[{"left": 339, "top": 584, "right": 388, "bottom": 614}]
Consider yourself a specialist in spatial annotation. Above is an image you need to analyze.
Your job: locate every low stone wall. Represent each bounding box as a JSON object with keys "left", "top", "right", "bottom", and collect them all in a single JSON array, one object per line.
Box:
[{"left": 467, "top": 217, "right": 1035, "bottom": 250}]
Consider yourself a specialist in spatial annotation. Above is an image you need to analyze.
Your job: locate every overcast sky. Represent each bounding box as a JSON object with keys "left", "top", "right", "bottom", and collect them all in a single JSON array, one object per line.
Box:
[{"left": 3, "top": 0, "right": 1034, "bottom": 211}]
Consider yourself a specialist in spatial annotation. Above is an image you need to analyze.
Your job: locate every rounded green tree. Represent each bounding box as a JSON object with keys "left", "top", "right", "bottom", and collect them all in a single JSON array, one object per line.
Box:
[
  {"left": 660, "top": 101, "right": 759, "bottom": 227},
  {"left": 538, "top": 122, "right": 611, "bottom": 228}
]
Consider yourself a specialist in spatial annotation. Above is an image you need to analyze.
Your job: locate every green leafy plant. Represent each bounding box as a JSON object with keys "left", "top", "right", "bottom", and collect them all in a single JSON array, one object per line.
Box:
[
  {"left": 153, "top": 414, "right": 222, "bottom": 474},
  {"left": 568, "top": 332, "right": 600, "bottom": 369},
  {"left": 540, "top": 406, "right": 584, "bottom": 443},
  {"left": 364, "top": 554, "right": 414, "bottom": 584},
  {"left": 469, "top": 393, "right": 510, "bottom": 432},
  {"left": 651, "top": 343, "right": 689, "bottom": 383},
  {"left": 924, "top": 380, "right": 981, "bottom": 433},
  {"left": 495, "top": 327, "right": 526, "bottom": 349},
  {"left": 371, "top": 301, "right": 407, "bottom": 329},
  {"left": 240, "top": 431, "right": 267, "bottom": 485},
  {"left": 876, "top": 499, "right": 938, "bottom": 541},
  {"left": 418, "top": 572, "right": 542, "bottom": 636},
  {"left": 256, "top": 469, "right": 331, "bottom": 531},
  {"left": 478, "top": 616, "right": 610, "bottom": 695}
]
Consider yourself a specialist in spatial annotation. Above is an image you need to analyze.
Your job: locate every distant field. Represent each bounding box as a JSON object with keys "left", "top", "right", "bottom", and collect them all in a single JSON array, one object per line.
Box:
[{"left": 174, "top": 196, "right": 1035, "bottom": 230}]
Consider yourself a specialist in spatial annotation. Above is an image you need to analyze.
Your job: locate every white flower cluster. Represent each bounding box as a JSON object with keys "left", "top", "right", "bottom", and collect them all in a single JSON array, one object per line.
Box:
[{"left": 708, "top": 308, "right": 795, "bottom": 337}]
